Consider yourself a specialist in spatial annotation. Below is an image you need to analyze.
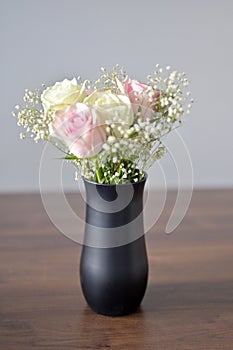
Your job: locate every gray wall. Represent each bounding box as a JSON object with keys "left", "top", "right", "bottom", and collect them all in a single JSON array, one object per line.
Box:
[{"left": 1, "top": 0, "right": 233, "bottom": 192}]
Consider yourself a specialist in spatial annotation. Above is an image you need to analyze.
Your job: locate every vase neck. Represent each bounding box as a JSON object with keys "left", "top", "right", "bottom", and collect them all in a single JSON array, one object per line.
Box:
[{"left": 82, "top": 177, "right": 147, "bottom": 248}]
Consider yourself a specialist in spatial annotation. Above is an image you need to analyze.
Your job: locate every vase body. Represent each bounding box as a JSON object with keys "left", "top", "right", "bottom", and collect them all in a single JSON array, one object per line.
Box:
[{"left": 80, "top": 176, "right": 148, "bottom": 316}]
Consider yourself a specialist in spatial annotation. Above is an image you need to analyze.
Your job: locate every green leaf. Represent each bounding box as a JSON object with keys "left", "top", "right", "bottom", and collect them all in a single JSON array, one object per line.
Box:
[
  {"left": 64, "top": 155, "right": 78, "bottom": 160},
  {"left": 96, "top": 168, "right": 104, "bottom": 183}
]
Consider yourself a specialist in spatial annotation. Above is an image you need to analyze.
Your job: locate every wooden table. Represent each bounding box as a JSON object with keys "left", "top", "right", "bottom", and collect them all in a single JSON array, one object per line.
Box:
[{"left": 0, "top": 190, "right": 233, "bottom": 349}]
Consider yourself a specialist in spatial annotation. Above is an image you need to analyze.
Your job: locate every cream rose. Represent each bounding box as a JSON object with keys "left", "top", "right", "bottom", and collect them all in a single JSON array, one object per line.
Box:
[
  {"left": 84, "top": 90, "right": 134, "bottom": 129},
  {"left": 41, "top": 78, "right": 87, "bottom": 113}
]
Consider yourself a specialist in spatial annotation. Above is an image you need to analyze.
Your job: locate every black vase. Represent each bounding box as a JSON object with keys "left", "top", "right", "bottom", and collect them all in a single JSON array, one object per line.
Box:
[{"left": 80, "top": 176, "right": 148, "bottom": 316}]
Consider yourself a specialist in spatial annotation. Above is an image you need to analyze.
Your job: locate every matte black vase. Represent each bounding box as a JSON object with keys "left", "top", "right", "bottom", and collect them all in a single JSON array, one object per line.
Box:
[{"left": 80, "top": 176, "right": 148, "bottom": 316}]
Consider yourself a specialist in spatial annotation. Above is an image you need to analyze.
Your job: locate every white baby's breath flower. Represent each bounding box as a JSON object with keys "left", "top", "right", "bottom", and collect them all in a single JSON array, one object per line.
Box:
[
  {"left": 168, "top": 107, "right": 173, "bottom": 116},
  {"left": 108, "top": 136, "right": 116, "bottom": 144},
  {"left": 134, "top": 124, "right": 140, "bottom": 132},
  {"left": 103, "top": 143, "right": 110, "bottom": 151},
  {"left": 20, "top": 132, "right": 26, "bottom": 139}
]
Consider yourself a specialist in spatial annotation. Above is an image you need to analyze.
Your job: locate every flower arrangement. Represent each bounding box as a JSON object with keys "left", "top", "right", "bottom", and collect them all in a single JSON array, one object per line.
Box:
[{"left": 13, "top": 65, "right": 193, "bottom": 184}]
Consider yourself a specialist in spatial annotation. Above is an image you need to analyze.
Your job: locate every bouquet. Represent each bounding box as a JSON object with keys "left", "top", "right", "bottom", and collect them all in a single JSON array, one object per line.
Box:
[{"left": 13, "top": 64, "right": 193, "bottom": 184}]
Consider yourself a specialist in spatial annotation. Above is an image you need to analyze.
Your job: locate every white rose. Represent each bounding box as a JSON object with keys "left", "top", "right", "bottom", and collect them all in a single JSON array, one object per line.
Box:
[
  {"left": 84, "top": 90, "right": 134, "bottom": 131},
  {"left": 41, "top": 78, "right": 87, "bottom": 113}
]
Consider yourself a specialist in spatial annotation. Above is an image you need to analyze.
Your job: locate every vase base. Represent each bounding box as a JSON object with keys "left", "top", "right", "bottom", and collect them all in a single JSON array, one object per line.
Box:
[{"left": 87, "top": 303, "right": 141, "bottom": 317}]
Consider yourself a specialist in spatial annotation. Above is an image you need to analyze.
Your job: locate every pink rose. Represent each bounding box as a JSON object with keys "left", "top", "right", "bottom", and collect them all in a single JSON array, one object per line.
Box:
[
  {"left": 51, "top": 103, "right": 106, "bottom": 158},
  {"left": 124, "top": 76, "right": 160, "bottom": 119}
]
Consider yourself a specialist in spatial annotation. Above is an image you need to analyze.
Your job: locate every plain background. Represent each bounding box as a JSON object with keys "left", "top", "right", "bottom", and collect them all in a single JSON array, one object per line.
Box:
[{"left": 1, "top": 0, "right": 233, "bottom": 192}]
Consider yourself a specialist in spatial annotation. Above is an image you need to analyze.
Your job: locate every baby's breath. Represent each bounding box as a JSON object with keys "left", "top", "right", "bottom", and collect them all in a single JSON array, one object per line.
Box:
[{"left": 13, "top": 86, "right": 54, "bottom": 142}]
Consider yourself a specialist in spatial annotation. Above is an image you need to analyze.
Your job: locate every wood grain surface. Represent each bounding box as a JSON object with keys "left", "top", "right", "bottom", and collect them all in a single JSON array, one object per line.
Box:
[{"left": 0, "top": 190, "right": 233, "bottom": 349}]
